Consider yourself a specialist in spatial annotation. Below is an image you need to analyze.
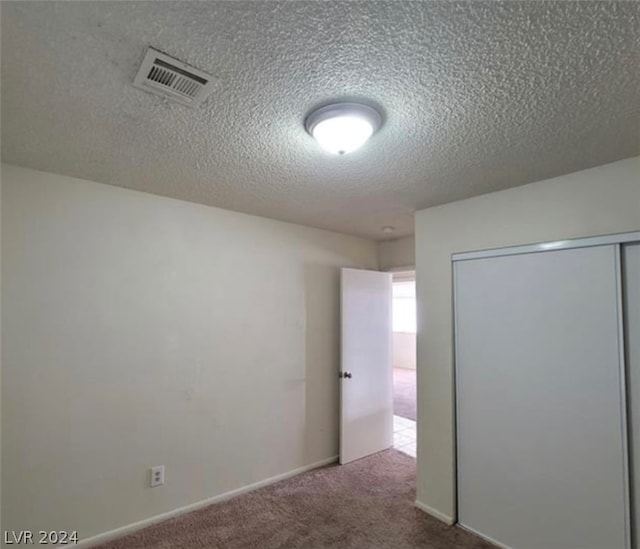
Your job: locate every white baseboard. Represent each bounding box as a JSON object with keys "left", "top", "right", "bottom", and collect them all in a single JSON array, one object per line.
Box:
[
  {"left": 457, "top": 523, "right": 513, "bottom": 549},
  {"left": 414, "top": 500, "right": 455, "bottom": 525},
  {"left": 75, "top": 455, "right": 338, "bottom": 548},
  {"left": 413, "top": 503, "right": 513, "bottom": 549}
]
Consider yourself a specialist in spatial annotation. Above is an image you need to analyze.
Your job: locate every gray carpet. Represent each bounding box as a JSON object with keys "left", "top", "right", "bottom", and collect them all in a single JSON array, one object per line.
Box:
[
  {"left": 97, "top": 450, "right": 494, "bottom": 549},
  {"left": 394, "top": 368, "right": 417, "bottom": 421}
]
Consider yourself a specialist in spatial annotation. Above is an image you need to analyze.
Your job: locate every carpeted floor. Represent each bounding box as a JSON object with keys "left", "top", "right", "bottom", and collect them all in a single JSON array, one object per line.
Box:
[
  {"left": 97, "top": 450, "right": 494, "bottom": 549},
  {"left": 394, "top": 367, "right": 417, "bottom": 421}
]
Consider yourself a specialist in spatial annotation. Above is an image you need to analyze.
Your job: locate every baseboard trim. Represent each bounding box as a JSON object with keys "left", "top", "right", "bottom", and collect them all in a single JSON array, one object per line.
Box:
[
  {"left": 75, "top": 455, "right": 339, "bottom": 548},
  {"left": 414, "top": 500, "right": 455, "bottom": 525},
  {"left": 457, "top": 523, "right": 513, "bottom": 549}
]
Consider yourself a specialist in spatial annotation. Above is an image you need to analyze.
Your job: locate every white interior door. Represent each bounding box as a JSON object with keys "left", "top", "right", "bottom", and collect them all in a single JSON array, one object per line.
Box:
[
  {"left": 455, "top": 245, "right": 629, "bottom": 549},
  {"left": 340, "top": 268, "right": 393, "bottom": 465}
]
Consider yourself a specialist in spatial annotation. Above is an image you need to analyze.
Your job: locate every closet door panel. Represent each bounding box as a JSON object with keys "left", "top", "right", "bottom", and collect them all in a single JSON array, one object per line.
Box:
[{"left": 455, "top": 245, "right": 628, "bottom": 549}]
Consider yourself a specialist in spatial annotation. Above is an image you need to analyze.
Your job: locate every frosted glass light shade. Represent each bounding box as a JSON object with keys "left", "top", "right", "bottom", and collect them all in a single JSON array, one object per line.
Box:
[{"left": 305, "top": 103, "right": 382, "bottom": 155}]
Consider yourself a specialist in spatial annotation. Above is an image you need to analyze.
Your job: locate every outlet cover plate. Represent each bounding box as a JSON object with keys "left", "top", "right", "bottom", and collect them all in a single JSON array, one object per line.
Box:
[{"left": 150, "top": 465, "right": 165, "bottom": 487}]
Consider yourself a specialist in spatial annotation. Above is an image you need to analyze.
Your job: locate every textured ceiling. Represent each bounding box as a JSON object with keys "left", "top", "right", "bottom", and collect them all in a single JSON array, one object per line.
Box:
[{"left": 2, "top": 1, "right": 638, "bottom": 240}]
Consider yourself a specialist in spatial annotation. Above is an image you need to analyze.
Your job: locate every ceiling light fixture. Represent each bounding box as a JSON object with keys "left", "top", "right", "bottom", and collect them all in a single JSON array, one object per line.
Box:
[{"left": 305, "top": 102, "right": 382, "bottom": 155}]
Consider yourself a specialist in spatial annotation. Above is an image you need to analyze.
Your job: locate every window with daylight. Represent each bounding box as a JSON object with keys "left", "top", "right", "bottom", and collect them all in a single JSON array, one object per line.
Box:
[{"left": 392, "top": 280, "right": 416, "bottom": 333}]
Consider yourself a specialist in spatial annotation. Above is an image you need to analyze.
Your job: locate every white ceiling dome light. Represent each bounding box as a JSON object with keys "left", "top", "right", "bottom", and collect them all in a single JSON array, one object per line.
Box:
[{"left": 305, "top": 102, "right": 382, "bottom": 155}]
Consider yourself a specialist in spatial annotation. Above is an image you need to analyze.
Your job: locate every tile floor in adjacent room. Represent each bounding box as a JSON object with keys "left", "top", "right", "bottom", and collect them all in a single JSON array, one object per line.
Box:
[{"left": 394, "top": 415, "right": 416, "bottom": 458}]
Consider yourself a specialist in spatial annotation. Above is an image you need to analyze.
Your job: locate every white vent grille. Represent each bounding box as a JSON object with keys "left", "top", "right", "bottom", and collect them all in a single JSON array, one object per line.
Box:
[{"left": 133, "top": 48, "right": 217, "bottom": 107}]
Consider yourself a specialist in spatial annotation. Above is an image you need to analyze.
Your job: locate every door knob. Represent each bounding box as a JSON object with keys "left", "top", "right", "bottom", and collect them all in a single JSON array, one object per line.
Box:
[{"left": 344, "top": 372, "right": 352, "bottom": 379}]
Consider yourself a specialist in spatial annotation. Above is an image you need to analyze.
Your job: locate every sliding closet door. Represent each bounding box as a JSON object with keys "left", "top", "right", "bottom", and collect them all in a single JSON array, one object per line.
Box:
[
  {"left": 624, "top": 243, "right": 640, "bottom": 547},
  {"left": 455, "top": 245, "right": 628, "bottom": 549}
]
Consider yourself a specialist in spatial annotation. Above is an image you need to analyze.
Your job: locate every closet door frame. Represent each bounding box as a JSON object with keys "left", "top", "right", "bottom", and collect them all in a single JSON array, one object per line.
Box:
[
  {"left": 452, "top": 230, "right": 640, "bottom": 549},
  {"left": 452, "top": 231, "right": 640, "bottom": 262},
  {"left": 624, "top": 243, "right": 640, "bottom": 547}
]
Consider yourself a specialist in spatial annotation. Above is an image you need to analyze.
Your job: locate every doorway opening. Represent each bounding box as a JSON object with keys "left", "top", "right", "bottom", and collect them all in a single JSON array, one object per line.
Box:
[{"left": 391, "top": 271, "right": 417, "bottom": 458}]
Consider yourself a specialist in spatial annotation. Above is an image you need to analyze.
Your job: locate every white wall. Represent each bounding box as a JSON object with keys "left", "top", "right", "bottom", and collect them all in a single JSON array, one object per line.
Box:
[
  {"left": 1, "top": 164, "right": 378, "bottom": 542},
  {"left": 415, "top": 156, "right": 640, "bottom": 522},
  {"left": 377, "top": 236, "right": 415, "bottom": 271},
  {"left": 392, "top": 332, "right": 416, "bottom": 370}
]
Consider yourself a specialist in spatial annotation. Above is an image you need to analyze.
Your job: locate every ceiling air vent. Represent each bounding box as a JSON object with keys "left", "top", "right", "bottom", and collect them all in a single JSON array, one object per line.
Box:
[{"left": 133, "top": 47, "right": 218, "bottom": 107}]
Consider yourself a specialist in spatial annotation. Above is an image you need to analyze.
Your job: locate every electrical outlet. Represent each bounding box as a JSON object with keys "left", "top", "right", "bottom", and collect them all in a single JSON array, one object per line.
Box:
[{"left": 150, "top": 465, "right": 165, "bottom": 487}]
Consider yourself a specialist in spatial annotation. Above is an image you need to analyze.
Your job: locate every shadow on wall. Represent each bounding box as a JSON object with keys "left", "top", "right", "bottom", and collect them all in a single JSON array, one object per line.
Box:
[{"left": 303, "top": 264, "right": 342, "bottom": 464}]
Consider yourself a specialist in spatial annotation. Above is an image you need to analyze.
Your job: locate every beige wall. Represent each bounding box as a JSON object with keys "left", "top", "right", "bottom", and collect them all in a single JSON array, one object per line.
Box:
[
  {"left": 377, "top": 235, "right": 415, "bottom": 271},
  {"left": 1, "top": 164, "right": 378, "bottom": 542},
  {"left": 393, "top": 332, "right": 416, "bottom": 370},
  {"left": 415, "top": 156, "right": 640, "bottom": 521}
]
